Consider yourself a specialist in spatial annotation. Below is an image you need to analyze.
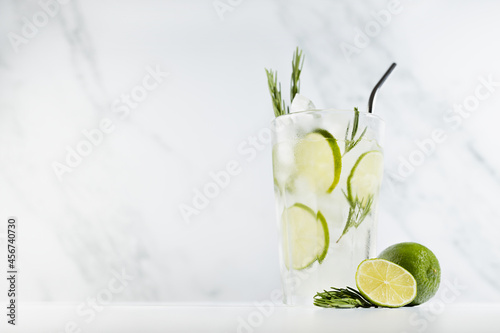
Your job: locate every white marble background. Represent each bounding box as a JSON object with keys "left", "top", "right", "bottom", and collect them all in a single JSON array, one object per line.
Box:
[{"left": 0, "top": 0, "right": 499, "bottom": 305}]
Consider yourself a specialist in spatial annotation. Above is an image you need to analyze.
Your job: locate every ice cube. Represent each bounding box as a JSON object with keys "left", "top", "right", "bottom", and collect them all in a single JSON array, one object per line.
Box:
[
  {"left": 273, "top": 142, "right": 295, "bottom": 171},
  {"left": 290, "top": 94, "right": 316, "bottom": 113}
]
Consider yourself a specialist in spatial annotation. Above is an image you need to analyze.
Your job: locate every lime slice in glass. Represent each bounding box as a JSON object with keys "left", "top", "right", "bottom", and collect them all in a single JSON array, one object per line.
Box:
[
  {"left": 355, "top": 258, "right": 417, "bottom": 307},
  {"left": 294, "top": 129, "right": 342, "bottom": 193},
  {"left": 282, "top": 203, "right": 329, "bottom": 270},
  {"left": 347, "top": 150, "right": 383, "bottom": 206}
]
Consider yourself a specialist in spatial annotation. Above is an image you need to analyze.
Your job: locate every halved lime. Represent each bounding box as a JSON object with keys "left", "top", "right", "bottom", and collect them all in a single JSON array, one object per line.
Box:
[
  {"left": 347, "top": 150, "right": 383, "bottom": 206},
  {"left": 355, "top": 258, "right": 417, "bottom": 307},
  {"left": 282, "top": 203, "right": 329, "bottom": 270},
  {"left": 294, "top": 129, "right": 342, "bottom": 193}
]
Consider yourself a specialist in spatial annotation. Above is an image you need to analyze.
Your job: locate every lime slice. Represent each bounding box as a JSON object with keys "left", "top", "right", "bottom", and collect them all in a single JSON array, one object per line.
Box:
[
  {"left": 356, "top": 258, "right": 417, "bottom": 307},
  {"left": 347, "top": 150, "right": 383, "bottom": 206},
  {"left": 294, "top": 129, "right": 342, "bottom": 193},
  {"left": 282, "top": 203, "right": 329, "bottom": 270}
]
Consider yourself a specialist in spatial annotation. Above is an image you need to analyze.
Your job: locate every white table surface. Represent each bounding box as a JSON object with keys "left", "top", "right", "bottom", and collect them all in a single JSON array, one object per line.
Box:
[{"left": 2, "top": 303, "right": 499, "bottom": 333}]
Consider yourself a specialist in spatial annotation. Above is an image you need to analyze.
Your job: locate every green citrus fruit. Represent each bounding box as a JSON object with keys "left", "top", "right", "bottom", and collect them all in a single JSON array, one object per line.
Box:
[{"left": 378, "top": 242, "right": 441, "bottom": 305}]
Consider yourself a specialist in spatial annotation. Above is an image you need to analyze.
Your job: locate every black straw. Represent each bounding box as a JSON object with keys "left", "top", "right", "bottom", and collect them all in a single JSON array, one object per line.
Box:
[{"left": 368, "top": 63, "right": 397, "bottom": 113}]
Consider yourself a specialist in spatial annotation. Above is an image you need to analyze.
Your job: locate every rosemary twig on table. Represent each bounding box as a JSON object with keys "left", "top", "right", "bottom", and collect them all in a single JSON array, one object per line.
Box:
[{"left": 314, "top": 287, "right": 376, "bottom": 308}]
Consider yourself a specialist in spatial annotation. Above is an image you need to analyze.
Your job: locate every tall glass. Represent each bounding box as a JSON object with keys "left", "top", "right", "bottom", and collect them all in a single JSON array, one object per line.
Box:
[{"left": 271, "top": 109, "right": 384, "bottom": 305}]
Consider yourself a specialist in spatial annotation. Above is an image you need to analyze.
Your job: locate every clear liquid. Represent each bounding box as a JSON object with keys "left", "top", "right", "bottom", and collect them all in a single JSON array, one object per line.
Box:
[{"left": 273, "top": 137, "right": 382, "bottom": 306}]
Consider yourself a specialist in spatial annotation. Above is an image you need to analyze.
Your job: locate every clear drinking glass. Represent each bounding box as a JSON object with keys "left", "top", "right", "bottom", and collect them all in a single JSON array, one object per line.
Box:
[{"left": 271, "top": 109, "right": 385, "bottom": 305}]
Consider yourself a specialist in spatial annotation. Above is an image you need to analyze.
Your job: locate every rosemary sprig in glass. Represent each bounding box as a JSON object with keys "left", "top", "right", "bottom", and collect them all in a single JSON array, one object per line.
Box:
[
  {"left": 265, "top": 69, "right": 286, "bottom": 117},
  {"left": 314, "top": 287, "right": 376, "bottom": 308},
  {"left": 337, "top": 191, "right": 374, "bottom": 243},
  {"left": 265, "top": 47, "right": 305, "bottom": 117},
  {"left": 290, "top": 47, "right": 304, "bottom": 103},
  {"left": 344, "top": 107, "right": 368, "bottom": 155}
]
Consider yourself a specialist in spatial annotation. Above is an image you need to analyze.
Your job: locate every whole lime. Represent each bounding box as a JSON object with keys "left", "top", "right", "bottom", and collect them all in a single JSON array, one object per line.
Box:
[{"left": 378, "top": 242, "right": 441, "bottom": 306}]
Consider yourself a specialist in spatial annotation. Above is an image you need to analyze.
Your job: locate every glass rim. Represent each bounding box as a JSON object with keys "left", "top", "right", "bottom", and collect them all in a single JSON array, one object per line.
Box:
[{"left": 271, "top": 109, "right": 384, "bottom": 123}]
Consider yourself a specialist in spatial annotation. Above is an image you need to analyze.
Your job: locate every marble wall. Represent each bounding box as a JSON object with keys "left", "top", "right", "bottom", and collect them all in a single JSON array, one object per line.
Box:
[{"left": 0, "top": 0, "right": 499, "bottom": 304}]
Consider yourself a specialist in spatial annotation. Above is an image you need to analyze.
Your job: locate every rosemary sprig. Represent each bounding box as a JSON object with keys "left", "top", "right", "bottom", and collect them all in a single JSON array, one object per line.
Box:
[
  {"left": 314, "top": 287, "right": 376, "bottom": 308},
  {"left": 337, "top": 191, "right": 374, "bottom": 243},
  {"left": 344, "top": 107, "right": 368, "bottom": 155},
  {"left": 290, "top": 47, "right": 305, "bottom": 103},
  {"left": 266, "top": 47, "right": 305, "bottom": 118},
  {"left": 265, "top": 69, "right": 287, "bottom": 117}
]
